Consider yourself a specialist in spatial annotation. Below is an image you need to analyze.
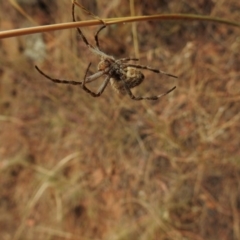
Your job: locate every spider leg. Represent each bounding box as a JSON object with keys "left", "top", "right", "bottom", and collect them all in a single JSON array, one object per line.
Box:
[
  {"left": 125, "top": 64, "right": 178, "bottom": 78},
  {"left": 117, "top": 58, "right": 139, "bottom": 63},
  {"left": 94, "top": 25, "right": 106, "bottom": 50},
  {"left": 35, "top": 65, "right": 82, "bottom": 85},
  {"left": 72, "top": 1, "right": 94, "bottom": 48},
  {"left": 121, "top": 76, "right": 176, "bottom": 100},
  {"left": 85, "top": 70, "right": 105, "bottom": 83},
  {"left": 81, "top": 63, "right": 110, "bottom": 97}
]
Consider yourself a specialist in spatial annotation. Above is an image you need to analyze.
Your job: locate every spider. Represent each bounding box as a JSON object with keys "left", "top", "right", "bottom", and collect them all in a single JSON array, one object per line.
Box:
[{"left": 35, "top": 2, "right": 177, "bottom": 101}]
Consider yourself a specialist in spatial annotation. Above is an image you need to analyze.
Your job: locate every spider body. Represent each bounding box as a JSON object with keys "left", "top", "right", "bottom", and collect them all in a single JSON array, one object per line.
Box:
[
  {"left": 95, "top": 55, "right": 145, "bottom": 95},
  {"left": 35, "top": 2, "right": 177, "bottom": 101},
  {"left": 110, "top": 66, "right": 144, "bottom": 95}
]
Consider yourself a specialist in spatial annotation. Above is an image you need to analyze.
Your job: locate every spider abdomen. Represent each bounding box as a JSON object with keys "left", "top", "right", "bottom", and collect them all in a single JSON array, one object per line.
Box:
[{"left": 110, "top": 67, "right": 144, "bottom": 95}]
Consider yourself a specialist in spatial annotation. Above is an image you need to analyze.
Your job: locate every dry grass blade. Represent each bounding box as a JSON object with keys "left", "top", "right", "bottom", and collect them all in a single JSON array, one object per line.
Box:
[{"left": 0, "top": 14, "right": 240, "bottom": 39}]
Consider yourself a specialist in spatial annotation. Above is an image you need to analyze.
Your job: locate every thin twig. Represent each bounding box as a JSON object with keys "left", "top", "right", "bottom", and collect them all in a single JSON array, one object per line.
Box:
[{"left": 0, "top": 14, "right": 240, "bottom": 39}]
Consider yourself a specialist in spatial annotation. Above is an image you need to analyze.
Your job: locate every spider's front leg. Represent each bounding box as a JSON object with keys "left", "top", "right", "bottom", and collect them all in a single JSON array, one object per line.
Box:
[
  {"left": 35, "top": 65, "right": 83, "bottom": 85},
  {"left": 94, "top": 25, "right": 106, "bottom": 50},
  {"left": 72, "top": 1, "right": 106, "bottom": 51},
  {"left": 81, "top": 63, "right": 110, "bottom": 97}
]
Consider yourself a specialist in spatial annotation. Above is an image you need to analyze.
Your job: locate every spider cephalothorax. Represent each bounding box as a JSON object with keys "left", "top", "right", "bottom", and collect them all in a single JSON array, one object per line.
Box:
[{"left": 35, "top": 2, "right": 177, "bottom": 101}]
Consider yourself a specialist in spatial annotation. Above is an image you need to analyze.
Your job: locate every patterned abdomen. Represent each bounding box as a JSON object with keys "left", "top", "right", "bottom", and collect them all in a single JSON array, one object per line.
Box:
[{"left": 110, "top": 67, "right": 144, "bottom": 95}]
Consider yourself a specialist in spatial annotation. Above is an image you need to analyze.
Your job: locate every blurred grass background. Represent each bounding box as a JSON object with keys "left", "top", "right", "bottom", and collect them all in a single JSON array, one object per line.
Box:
[{"left": 0, "top": 0, "right": 240, "bottom": 239}]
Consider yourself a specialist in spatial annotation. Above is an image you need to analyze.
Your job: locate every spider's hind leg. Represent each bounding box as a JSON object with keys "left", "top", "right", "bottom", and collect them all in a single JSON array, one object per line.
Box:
[
  {"left": 126, "top": 64, "right": 178, "bottom": 79},
  {"left": 121, "top": 76, "right": 176, "bottom": 101}
]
